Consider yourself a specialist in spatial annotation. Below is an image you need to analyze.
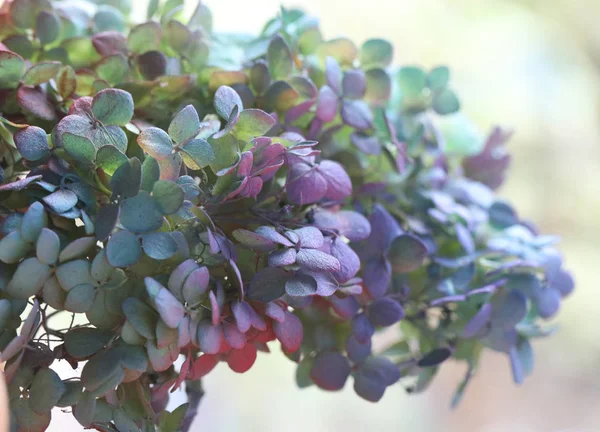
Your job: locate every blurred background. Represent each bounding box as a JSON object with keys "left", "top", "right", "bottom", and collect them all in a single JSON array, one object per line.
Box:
[{"left": 47, "top": 0, "right": 600, "bottom": 430}]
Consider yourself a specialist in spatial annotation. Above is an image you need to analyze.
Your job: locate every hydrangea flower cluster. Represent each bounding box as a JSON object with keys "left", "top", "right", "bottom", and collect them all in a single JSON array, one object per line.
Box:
[{"left": 0, "top": 0, "right": 574, "bottom": 430}]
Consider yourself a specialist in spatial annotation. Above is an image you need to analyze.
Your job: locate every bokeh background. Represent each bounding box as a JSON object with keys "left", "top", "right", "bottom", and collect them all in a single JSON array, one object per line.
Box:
[{"left": 45, "top": 0, "right": 600, "bottom": 430}]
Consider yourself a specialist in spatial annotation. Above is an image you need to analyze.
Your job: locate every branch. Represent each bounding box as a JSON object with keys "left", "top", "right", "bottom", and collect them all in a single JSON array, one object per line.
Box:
[{"left": 181, "top": 380, "right": 204, "bottom": 432}]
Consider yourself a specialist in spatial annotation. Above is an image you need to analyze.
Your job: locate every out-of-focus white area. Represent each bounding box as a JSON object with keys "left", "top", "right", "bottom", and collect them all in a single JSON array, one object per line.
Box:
[{"left": 47, "top": 0, "right": 600, "bottom": 430}]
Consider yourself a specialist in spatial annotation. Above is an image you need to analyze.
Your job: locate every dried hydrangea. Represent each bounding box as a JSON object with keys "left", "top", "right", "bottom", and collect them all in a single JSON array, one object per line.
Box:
[{"left": 0, "top": 0, "right": 573, "bottom": 430}]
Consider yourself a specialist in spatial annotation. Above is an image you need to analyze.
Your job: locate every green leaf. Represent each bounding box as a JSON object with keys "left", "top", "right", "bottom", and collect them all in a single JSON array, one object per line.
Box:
[
  {"left": 316, "top": 38, "right": 357, "bottom": 65},
  {"left": 141, "top": 156, "right": 160, "bottom": 192},
  {"left": 165, "top": 20, "right": 190, "bottom": 53},
  {"left": 128, "top": 21, "right": 162, "bottom": 54},
  {"left": 0, "top": 50, "right": 25, "bottom": 89},
  {"left": 234, "top": 109, "right": 275, "bottom": 142},
  {"left": 96, "top": 145, "right": 128, "bottom": 175},
  {"left": 214, "top": 85, "right": 243, "bottom": 120},
  {"left": 152, "top": 180, "right": 184, "bottom": 215},
  {"left": 94, "top": 5, "right": 126, "bottom": 33},
  {"left": 123, "top": 298, "right": 158, "bottom": 339},
  {"left": 387, "top": 234, "right": 427, "bottom": 273},
  {"left": 96, "top": 54, "right": 130, "bottom": 85},
  {"left": 65, "top": 283, "right": 96, "bottom": 312},
  {"left": 427, "top": 66, "right": 450, "bottom": 91},
  {"left": 23, "top": 61, "right": 61, "bottom": 86},
  {"left": 168, "top": 104, "right": 201, "bottom": 144},
  {"left": 29, "top": 368, "right": 66, "bottom": 414},
  {"left": 111, "top": 157, "right": 142, "bottom": 199},
  {"left": 65, "top": 328, "right": 113, "bottom": 359},
  {"left": 63, "top": 132, "right": 96, "bottom": 164},
  {"left": 92, "top": 88, "right": 134, "bottom": 126},
  {"left": 142, "top": 232, "right": 178, "bottom": 260},
  {"left": 120, "top": 191, "right": 164, "bottom": 233},
  {"left": 359, "top": 38, "right": 393, "bottom": 68},
  {"left": 180, "top": 138, "right": 215, "bottom": 170},
  {"left": 296, "top": 356, "right": 314, "bottom": 388},
  {"left": 56, "top": 65, "right": 77, "bottom": 99},
  {"left": 364, "top": 68, "right": 392, "bottom": 105},
  {"left": 432, "top": 88, "right": 460, "bottom": 115},
  {"left": 267, "top": 35, "right": 293, "bottom": 80},
  {"left": 159, "top": 403, "right": 189, "bottom": 432},
  {"left": 36, "top": 10, "right": 62, "bottom": 45},
  {"left": 263, "top": 80, "right": 299, "bottom": 112},
  {"left": 137, "top": 127, "right": 173, "bottom": 160},
  {"left": 6, "top": 257, "right": 51, "bottom": 299},
  {"left": 36, "top": 227, "right": 60, "bottom": 265},
  {"left": 106, "top": 230, "right": 142, "bottom": 267},
  {"left": 14, "top": 125, "right": 50, "bottom": 161}
]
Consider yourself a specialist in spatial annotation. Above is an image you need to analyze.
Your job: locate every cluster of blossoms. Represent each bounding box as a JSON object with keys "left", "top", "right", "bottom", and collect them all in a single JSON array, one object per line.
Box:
[{"left": 0, "top": 0, "right": 574, "bottom": 431}]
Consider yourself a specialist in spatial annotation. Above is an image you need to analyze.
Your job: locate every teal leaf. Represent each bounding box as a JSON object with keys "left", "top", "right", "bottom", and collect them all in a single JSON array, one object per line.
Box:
[
  {"left": 65, "top": 283, "right": 96, "bottom": 312},
  {"left": 122, "top": 297, "right": 158, "bottom": 339},
  {"left": 91, "top": 88, "right": 134, "bottom": 126},
  {"left": 57, "top": 381, "right": 83, "bottom": 408},
  {"left": 152, "top": 180, "right": 184, "bottom": 215},
  {"left": 120, "top": 191, "right": 164, "bottom": 233},
  {"left": 36, "top": 10, "right": 62, "bottom": 46},
  {"left": 95, "top": 203, "right": 119, "bottom": 241},
  {"left": 21, "top": 201, "right": 48, "bottom": 243},
  {"left": 142, "top": 232, "right": 178, "bottom": 260},
  {"left": 0, "top": 230, "right": 30, "bottom": 263},
  {"left": 180, "top": 138, "right": 215, "bottom": 170},
  {"left": 427, "top": 66, "right": 450, "bottom": 91},
  {"left": 397, "top": 66, "right": 426, "bottom": 100},
  {"left": 55, "top": 260, "right": 93, "bottom": 291},
  {"left": 106, "top": 230, "right": 142, "bottom": 267},
  {"left": 111, "top": 157, "right": 142, "bottom": 199},
  {"left": 214, "top": 85, "right": 243, "bottom": 120},
  {"left": 6, "top": 258, "right": 51, "bottom": 299},
  {"left": 64, "top": 327, "right": 113, "bottom": 359},
  {"left": 14, "top": 126, "right": 50, "bottom": 161},
  {"left": 359, "top": 38, "right": 393, "bottom": 68},
  {"left": 432, "top": 88, "right": 460, "bottom": 115},
  {"left": 58, "top": 237, "right": 96, "bottom": 263},
  {"left": 36, "top": 228, "right": 60, "bottom": 265},
  {"left": 168, "top": 104, "right": 201, "bottom": 144},
  {"left": 73, "top": 392, "right": 96, "bottom": 427},
  {"left": 43, "top": 189, "right": 78, "bottom": 213}
]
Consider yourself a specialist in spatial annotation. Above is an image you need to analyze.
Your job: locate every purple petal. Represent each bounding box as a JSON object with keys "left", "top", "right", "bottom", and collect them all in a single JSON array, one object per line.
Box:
[
  {"left": 491, "top": 289, "right": 528, "bottom": 328},
  {"left": 313, "top": 209, "right": 371, "bottom": 242},
  {"left": 304, "top": 270, "right": 338, "bottom": 296},
  {"left": 362, "top": 256, "right": 391, "bottom": 299},
  {"left": 286, "top": 162, "right": 328, "bottom": 205},
  {"left": 342, "top": 69, "right": 366, "bottom": 99},
  {"left": 351, "top": 132, "right": 381, "bottom": 155},
  {"left": 533, "top": 286, "right": 561, "bottom": 319},
  {"left": 274, "top": 312, "right": 303, "bottom": 352},
  {"left": 268, "top": 248, "right": 297, "bottom": 267},
  {"left": 552, "top": 270, "right": 574, "bottom": 298},
  {"left": 346, "top": 334, "right": 371, "bottom": 363},
  {"left": 265, "top": 302, "right": 286, "bottom": 323},
  {"left": 237, "top": 151, "right": 253, "bottom": 177},
  {"left": 341, "top": 100, "right": 372, "bottom": 130},
  {"left": 293, "top": 226, "right": 324, "bottom": 249},
  {"left": 311, "top": 351, "right": 350, "bottom": 391},
  {"left": 325, "top": 57, "right": 342, "bottom": 94},
  {"left": 366, "top": 204, "right": 403, "bottom": 252},
  {"left": 296, "top": 249, "right": 340, "bottom": 272},
  {"left": 255, "top": 226, "right": 294, "bottom": 247},
  {"left": 329, "top": 239, "right": 360, "bottom": 283},
  {"left": 223, "top": 321, "right": 246, "bottom": 349},
  {"left": 462, "top": 303, "right": 492, "bottom": 338},
  {"left": 232, "top": 301, "right": 252, "bottom": 333},
  {"left": 328, "top": 295, "right": 359, "bottom": 319},
  {"left": 368, "top": 297, "right": 404, "bottom": 327},
  {"left": 316, "top": 86, "right": 338, "bottom": 122},
  {"left": 318, "top": 160, "right": 352, "bottom": 201},
  {"left": 352, "top": 312, "right": 375, "bottom": 343},
  {"left": 197, "top": 320, "right": 223, "bottom": 354}
]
